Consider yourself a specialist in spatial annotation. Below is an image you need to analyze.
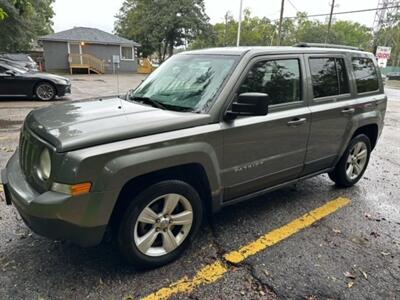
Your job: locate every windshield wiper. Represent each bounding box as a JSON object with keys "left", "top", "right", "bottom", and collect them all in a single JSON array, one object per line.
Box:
[{"left": 130, "top": 96, "right": 167, "bottom": 110}]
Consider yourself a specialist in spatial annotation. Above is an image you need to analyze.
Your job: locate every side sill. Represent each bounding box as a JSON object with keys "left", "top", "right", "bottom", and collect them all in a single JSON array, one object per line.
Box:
[{"left": 221, "top": 167, "right": 334, "bottom": 208}]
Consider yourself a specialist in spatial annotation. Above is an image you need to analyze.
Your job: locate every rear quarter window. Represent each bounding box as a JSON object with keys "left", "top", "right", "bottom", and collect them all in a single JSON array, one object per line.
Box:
[
  {"left": 309, "top": 57, "right": 349, "bottom": 98},
  {"left": 352, "top": 57, "right": 379, "bottom": 93}
]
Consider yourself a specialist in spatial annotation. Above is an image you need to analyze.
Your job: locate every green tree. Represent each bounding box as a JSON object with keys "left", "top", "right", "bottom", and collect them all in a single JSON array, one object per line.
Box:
[
  {"left": 115, "top": 0, "right": 210, "bottom": 61},
  {"left": 190, "top": 9, "right": 374, "bottom": 51},
  {"left": 0, "top": 7, "right": 7, "bottom": 19},
  {"left": 0, "top": 0, "right": 54, "bottom": 52}
]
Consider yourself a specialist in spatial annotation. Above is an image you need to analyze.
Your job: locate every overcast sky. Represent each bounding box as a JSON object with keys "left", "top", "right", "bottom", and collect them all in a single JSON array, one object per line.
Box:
[{"left": 52, "top": 0, "right": 380, "bottom": 33}]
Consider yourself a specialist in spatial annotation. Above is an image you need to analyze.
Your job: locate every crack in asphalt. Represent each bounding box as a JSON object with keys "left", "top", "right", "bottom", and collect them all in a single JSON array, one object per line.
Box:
[{"left": 208, "top": 217, "right": 278, "bottom": 298}]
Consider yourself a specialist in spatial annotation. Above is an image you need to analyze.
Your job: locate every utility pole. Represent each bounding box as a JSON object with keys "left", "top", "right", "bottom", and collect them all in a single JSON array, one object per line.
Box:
[
  {"left": 372, "top": 0, "right": 400, "bottom": 51},
  {"left": 224, "top": 12, "right": 229, "bottom": 46},
  {"left": 277, "top": 0, "right": 285, "bottom": 46},
  {"left": 236, "top": 0, "right": 243, "bottom": 47},
  {"left": 326, "top": 0, "right": 336, "bottom": 43}
]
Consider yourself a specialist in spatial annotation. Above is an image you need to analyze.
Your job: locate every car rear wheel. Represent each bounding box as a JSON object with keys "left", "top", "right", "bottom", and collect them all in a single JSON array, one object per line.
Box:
[
  {"left": 328, "top": 134, "right": 371, "bottom": 187},
  {"left": 35, "top": 82, "right": 56, "bottom": 101},
  {"left": 117, "top": 180, "right": 203, "bottom": 268}
]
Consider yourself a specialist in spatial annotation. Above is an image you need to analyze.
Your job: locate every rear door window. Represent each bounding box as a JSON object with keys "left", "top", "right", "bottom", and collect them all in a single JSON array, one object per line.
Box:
[
  {"left": 239, "top": 59, "right": 302, "bottom": 105},
  {"left": 309, "top": 57, "right": 350, "bottom": 98},
  {"left": 352, "top": 57, "right": 379, "bottom": 93}
]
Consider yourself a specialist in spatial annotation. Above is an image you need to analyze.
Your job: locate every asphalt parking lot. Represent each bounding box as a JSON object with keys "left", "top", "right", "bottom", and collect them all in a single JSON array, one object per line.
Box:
[{"left": 0, "top": 76, "right": 399, "bottom": 299}]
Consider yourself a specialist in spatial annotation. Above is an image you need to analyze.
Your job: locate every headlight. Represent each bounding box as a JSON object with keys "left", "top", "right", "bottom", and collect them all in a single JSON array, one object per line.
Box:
[{"left": 37, "top": 148, "right": 51, "bottom": 180}]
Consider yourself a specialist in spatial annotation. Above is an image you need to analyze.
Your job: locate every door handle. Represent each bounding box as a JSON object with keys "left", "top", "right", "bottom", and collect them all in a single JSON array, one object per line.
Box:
[
  {"left": 287, "top": 117, "right": 307, "bottom": 126},
  {"left": 341, "top": 108, "right": 355, "bottom": 114}
]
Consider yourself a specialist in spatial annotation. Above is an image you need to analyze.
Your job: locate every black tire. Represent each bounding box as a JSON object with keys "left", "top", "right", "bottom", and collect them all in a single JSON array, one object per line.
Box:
[
  {"left": 34, "top": 82, "right": 56, "bottom": 101},
  {"left": 117, "top": 180, "right": 203, "bottom": 269},
  {"left": 329, "top": 134, "right": 371, "bottom": 187}
]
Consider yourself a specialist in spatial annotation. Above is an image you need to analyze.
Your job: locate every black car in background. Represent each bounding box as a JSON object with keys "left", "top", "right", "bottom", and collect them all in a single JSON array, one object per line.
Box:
[
  {"left": 0, "top": 63, "right": 71, "bottom": 101},
  {"left": 0, "top": 53, "right": 38, "bottom": 71}
]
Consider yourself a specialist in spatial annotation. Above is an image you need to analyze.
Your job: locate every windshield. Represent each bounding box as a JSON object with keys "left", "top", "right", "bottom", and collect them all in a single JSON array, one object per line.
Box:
[
  {"left": 131, "top": 54, "right": 238, "bottom": 112},
  {"left": 1, "top": 63, "right": 28, "bottom": 74}
]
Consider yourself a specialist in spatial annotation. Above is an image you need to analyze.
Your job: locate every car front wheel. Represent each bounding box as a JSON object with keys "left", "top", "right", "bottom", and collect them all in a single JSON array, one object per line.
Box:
[
  {"left": 35, "top": 82, "right": 56, "bottom": 101},
  {"left": 329, "top": 134, "right": 371, "bottom": 187},
  {"left": 117, "top": 180, "right": 203, "bottom": 268}
]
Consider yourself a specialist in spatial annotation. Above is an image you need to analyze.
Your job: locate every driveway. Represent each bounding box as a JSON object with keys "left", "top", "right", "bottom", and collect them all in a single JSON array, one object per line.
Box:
[{"left": 0, "top": 79, "right": 399, "bottom": 299}]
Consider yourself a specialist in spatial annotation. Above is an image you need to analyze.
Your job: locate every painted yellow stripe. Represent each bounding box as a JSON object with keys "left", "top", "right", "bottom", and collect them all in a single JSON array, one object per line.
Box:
[
  {"left": 142, "top": 261, "right": 228, "bottom": 300},
  {"left": 141, "top": 197, "right": 350, "bottom": 300},
  {"left": 225, "top": 196, "right": 350, "bottom": 263}
]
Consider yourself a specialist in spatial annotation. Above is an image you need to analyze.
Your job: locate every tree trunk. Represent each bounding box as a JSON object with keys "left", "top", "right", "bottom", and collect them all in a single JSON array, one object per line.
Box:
[
  {"left": 157, "top": 44, "right": 162, "bottom": 63},
  {"left": 162, "top": 42, "right": 167, "bottom": 62},
  {"left": 168, "top": 41, "right": 174, "bottom": 57}
]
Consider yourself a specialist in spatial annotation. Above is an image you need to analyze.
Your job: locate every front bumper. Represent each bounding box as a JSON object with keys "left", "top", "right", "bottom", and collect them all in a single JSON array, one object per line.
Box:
[
  {"left": 1, "top": 152, "right": 113, "bottom": 247},
  {"left": 56, "top": 83, "right": 71, "bottom": 97}
]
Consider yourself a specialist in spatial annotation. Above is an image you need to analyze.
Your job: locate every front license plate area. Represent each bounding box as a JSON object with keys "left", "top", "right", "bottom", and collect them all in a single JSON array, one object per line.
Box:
[{"left": 0, "top": 184, "right": 12, "bottom": 205}]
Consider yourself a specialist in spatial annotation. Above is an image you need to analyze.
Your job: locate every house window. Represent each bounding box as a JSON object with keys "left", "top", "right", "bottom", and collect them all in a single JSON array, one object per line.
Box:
[{"left": 121, "top": 46, "right": 134, "bottom": 60}]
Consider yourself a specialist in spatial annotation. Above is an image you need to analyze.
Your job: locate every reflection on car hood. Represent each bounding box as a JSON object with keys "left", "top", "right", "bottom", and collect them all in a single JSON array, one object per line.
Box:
[
  {"left": 26, "top": 98, "right": 211, "bottom": 152},
  {"left": 23, "top": 72, "right": 68, "bottom": 82}
]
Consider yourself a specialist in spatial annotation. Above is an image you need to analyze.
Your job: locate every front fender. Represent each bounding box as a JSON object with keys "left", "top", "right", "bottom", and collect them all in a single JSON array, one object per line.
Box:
[{"left": 95, "top": 142, "right": 222, "bottom": 195}]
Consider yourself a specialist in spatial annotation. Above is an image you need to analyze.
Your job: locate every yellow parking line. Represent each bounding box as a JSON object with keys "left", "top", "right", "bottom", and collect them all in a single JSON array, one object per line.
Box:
[
  {"left": 142, "top": 196, "right": 350, "bottom": 300},
  {"left": 142, "top": 261, "right": 228, "bottom": 300}
]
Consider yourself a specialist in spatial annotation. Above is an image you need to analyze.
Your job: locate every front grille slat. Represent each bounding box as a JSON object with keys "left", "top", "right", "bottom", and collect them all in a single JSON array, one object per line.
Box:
[
  {"left": 18, "top": 126, "right": 49, "bottom": 193},
  {"left": 19, "top": 127, "right": 36, "bottom": 178},
  {"left": 19, "top": 131, "right": 26, "bottom": 172}
]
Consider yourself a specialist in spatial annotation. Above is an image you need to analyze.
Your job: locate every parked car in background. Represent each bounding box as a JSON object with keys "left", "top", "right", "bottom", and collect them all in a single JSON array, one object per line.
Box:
[
  {"left": 387, "top": 72, "right": 400, "bottom": 80},
  {"left": 0, "top": 53, "right": 38, "bottom": 71},
  {"left": 0, "top": 62, "right": 71, "bottom": 101},
  {"left": 0, "top": 57, "right": 29, "bottom": 71}
]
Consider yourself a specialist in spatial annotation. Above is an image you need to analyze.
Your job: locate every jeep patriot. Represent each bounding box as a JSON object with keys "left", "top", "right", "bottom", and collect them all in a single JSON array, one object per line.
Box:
[{"left": 1, "top": 44, "right": 387, "bottom": 268}]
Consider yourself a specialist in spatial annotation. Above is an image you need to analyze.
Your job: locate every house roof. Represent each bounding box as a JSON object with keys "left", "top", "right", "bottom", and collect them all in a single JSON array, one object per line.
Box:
[{"left": 39, "top": 27, "right": 140, "bottom": 46}]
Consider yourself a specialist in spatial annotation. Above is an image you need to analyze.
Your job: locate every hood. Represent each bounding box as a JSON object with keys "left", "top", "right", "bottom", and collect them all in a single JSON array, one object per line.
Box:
[
  {"left": 26, "top": 98, "right": 211, "bottom": 152},
  {"left": 24, "top": 71, "right": 68, "bottom": 82}
]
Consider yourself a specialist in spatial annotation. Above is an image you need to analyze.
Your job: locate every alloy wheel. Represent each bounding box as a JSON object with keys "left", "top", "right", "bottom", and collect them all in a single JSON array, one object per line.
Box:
[
  {"left": 134, "top": 193, "right": 193, "bottom": 257},
  {"left": 36, "top": 83, "right": 55, "bottom": 101},
  {"left": 345, "top": 141, "right": 368, "bottom": 180}
]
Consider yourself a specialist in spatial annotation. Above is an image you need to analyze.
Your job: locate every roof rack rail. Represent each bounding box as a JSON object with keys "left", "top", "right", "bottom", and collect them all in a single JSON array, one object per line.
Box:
[{"left": 294, "top": 42, "right": 363, "bottom": 51}]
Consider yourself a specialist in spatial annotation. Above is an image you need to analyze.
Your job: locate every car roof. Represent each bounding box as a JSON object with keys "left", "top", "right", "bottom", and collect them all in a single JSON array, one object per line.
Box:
[
  {"left": 0, "top": 53, "right": 30, "bottom": 61},
  {"left": 182, "top": 46, "right": 372, "bottom": 56},
  {"left": 0, "top": 62, "right": 11, "bottom": 68}
]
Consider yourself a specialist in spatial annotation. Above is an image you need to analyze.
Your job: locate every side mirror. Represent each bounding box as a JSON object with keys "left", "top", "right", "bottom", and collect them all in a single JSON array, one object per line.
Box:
[
  {"left": 225, "top": 92, "right": 269, "bottom": 120},
  {"left": 5, "top": 70, "right": 16, "bottom": 76},
  {"left": 125, "top": 89, "right": 135, "bottom": 100}
]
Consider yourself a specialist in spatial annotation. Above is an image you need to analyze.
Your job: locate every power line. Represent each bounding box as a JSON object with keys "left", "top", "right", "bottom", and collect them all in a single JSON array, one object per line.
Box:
[
  {"left": 278, "top": 5, "right": 400, "bottom": 20},
  {"left": 287, "top": 0, "right": 299, "bottom": 12}
]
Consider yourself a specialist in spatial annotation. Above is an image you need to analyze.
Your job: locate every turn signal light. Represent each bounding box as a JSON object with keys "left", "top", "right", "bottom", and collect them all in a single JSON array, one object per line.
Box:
[
  {"left": 51, "top": 182, "right": 92, "bottom": 196},
  {"left": 71, "top": 182, "right": 92, "bottom": 196}
]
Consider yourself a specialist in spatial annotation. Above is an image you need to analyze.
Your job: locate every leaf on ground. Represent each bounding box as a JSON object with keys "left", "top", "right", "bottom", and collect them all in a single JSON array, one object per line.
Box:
[
  {"left": 360, "top": 270, "right": 368, "bottom": 279},
  {"left": 344, "top": 271, "right": 356, "bottom": 279},
  {"left": 370, "top": 231, "right": 380, "bottom": 238},
  {"left": 381, "top": 251, "right": 391, "bottom": 256},
  {"left": 333, "top": 229, "right": 341, "bottom": 234},
  {"left": 0, "top": 147, "right": 14, "bottom": 152},
  {"left": 348, "top": 281, "right": 354, "bottom": 288}
]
